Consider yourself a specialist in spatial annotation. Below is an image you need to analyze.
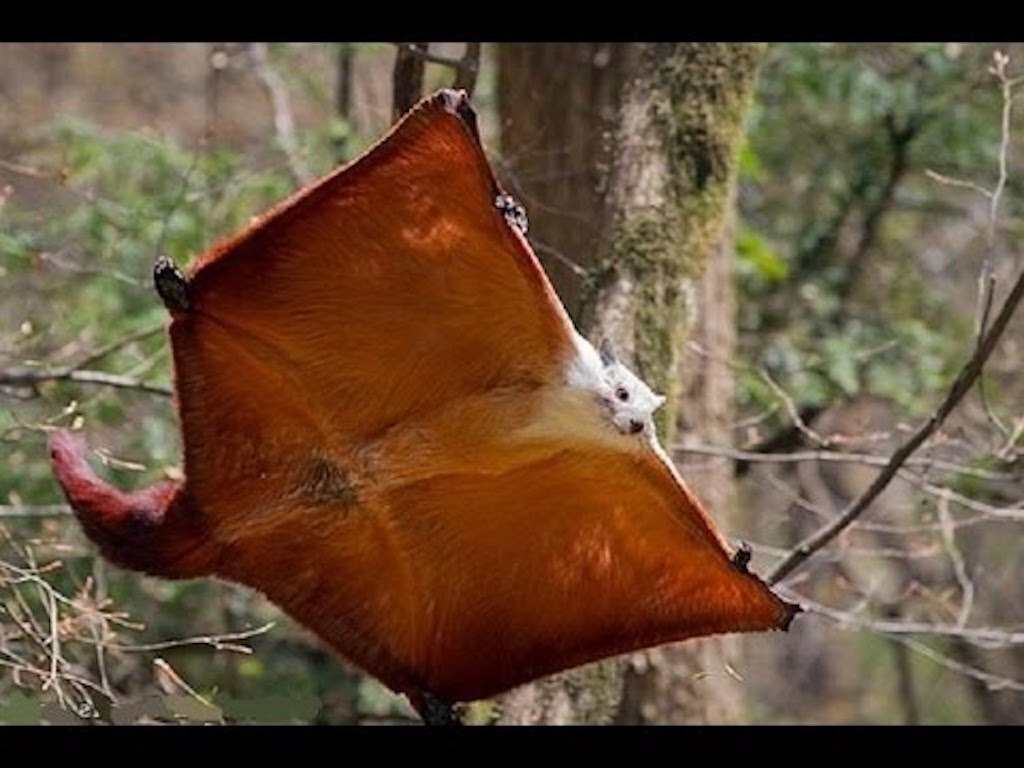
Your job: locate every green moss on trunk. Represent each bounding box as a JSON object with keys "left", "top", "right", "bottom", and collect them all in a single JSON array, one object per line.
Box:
[
  {"left": 496, "top": 42, "right": 766, "bottom": 725},
  {"left": 584, "top": 43, "right": 765, "bottom": 442}
]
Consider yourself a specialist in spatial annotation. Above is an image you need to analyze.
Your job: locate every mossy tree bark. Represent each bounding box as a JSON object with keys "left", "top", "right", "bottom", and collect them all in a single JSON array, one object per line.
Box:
[{"left": 496, "top": 43, "right": 766, "bottom": 724}]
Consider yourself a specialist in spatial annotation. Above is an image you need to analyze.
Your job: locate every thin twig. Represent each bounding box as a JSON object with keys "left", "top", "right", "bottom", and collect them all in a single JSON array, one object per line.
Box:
[
  {"left": 0, "top": 505, "right": 73, "bottom": 518},
  {"left": 153, "top": 657, "right": 224, "bottom": 723},
  {"left": 532, "top": 240, "right": 591, "bottom": 278},
  {"left": 105, "top": 621, "right": 275, "bottom": 654},
  {"left": 675, "top": 422, "right": 1024, "bottom": 532},
  {"left": 45, "top": 588, "right": 61, "bottom": 701},
  {"left": 924, "top": 169, "right": 993, "bottom": 199},
  {"left": 673, "top": 443, "right": 1011, "bottom": 481},
  {"left": 0, "top": 656, "right": 113, "bottom": 700},
  {"left": 912, "top": 475, "right": 1024, "bottom": 521},
  {"left": 924, "top": 51, "right": 1020, "bottom": 442},
  {"left": 976, "top": 52, "right": 1016, "bottom": 438},
  {"left": 84, "top": 577, "right": 114, "bottom": 701},
  {"left": 768, "top": 264, "right": 1024, "bottom": 585},
  {"left": 1, "top": 559, "right": 144, "bottom": 631},
  {"left": 995, "top": 416, "right": 1024, "bottom": 461},
  {"left": 896, "top": 636, "right": 1024, "bottom": 692},
  {"left": 758, "top": 368, "right": 831, "bottom": 447},
  {"left": 988, "top": 51, "right": 1014, "bottom": 246},
  {"left": 72, "top": 323, "right": 165, "bottom": 370},
  {"left": 935, "top": 492, "right": 975, "bottom": 629},
  {"left": 799, "top": 595, "right": 1024, "bottom": 649},
  {"left": 747, "top": 469, "right": 944, "bottom": 536}
]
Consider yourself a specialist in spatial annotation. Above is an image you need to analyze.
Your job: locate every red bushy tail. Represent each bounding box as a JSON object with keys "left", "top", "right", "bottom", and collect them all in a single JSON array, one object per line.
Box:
[{"left": 48, "top": 430, "right": 217, "bottom": 578}]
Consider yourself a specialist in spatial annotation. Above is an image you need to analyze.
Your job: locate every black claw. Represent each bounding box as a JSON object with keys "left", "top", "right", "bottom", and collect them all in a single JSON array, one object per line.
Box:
[
  {"left": 495, "top": 193, "right": 529, "bottom": 236},
  {"left": 418, "top": 692, "right": 462, "bottom": 727},
  {"left": 779, "top": 600, "right": 804, "bottom": 631},
  {"left": 436, "top": 88, "right": 482, "bottom": 147},
  {"left": 154, "top": 255, "right": 191, "bottom": 313},
  {"left": 731, "top": 541, "right": 752, "bottom": 573}
]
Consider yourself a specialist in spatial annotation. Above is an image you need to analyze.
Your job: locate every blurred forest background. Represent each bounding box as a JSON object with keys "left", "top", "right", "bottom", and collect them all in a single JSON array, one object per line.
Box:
[{"left": 1, "top": 42, "right": 1022, "bottom": 724}]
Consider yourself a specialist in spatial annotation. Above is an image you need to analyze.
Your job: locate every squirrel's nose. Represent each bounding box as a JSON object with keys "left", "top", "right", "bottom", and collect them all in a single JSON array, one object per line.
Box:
[{"left": 628, "top": 419, "right": 644, "bottom": 435}]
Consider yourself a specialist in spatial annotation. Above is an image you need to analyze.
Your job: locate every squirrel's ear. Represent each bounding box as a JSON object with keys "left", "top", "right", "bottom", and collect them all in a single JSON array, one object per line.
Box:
[{"left": 599, "top": 339, "right": 618, "bottom": 368}]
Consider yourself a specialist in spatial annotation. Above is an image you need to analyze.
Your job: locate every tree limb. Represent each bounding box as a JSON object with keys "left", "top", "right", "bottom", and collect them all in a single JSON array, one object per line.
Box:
[
  {"left": 768, "top": 264, "right": 1024, "bottom": 585},
  {"left": 391, "top": 42, "right": 428, "bottom": 122},
  {"left": 836, "top": 111, "right": 919, "bottom": 315},
  {"left": 0, "top": 366, "right": 171, "bottom": 397},
  {"left": 451, "top": 43, "right": 482, "bottom": 97},
  {"left": 392, "top": 43, "right": 484, "bottom": 102}
]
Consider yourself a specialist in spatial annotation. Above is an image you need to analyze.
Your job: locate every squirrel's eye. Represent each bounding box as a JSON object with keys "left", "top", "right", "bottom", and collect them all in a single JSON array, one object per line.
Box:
[{"left": 615, "top": 386, "right": 630, "bottom": 402}]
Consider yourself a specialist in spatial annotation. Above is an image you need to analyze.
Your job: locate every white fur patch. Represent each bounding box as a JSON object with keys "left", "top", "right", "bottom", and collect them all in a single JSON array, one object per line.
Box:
[{"left": 565, "top": 333, "right": 666, "bottom": 439}]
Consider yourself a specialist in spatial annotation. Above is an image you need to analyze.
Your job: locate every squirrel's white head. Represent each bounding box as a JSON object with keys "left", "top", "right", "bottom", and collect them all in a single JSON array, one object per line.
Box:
[{"left": 594, "top": 339, "right": 666, "bottom": 437}]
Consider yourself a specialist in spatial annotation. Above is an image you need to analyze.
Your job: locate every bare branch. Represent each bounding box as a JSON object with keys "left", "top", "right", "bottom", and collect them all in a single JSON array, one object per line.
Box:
[
  {"left": 988, "top": 50, "right": 1015, "bottom": 245},
  {"left": 72, "top": 323, "right": 165, "bottom": 370},
  {"left": 924, "top": 52, "right": 1020, "bottom": 442},
  {"left": 0, "top": 656, "right": 112, "bottom": 702},
  {"left": 394, "top": 43, "right": 468, "bottom": 71},
  {"left": 532, "top": 240, "right": 591, "bottom": 278},
  {"left": 924, "top": 169, "right": 993, "bottom": 199},
  {"left": 0, "top": 366, "right": 171, "bottom": 397},
  {"left": 677, "top": 444, "right": 1024, "bottom": 536},
  {"left": 897, "top": 636, "right": 1024, "bottom": 692},
  {"left": 758, "top": 368, "right": 831, "bottom": 447},
  {"left": 996, "top": 416, "right": 1024, "bottom": 462},
  {"left": 391, "top": 43, "right": 483, "bottom": 104},
  {"left": 975, "top": 51, "right": 1016, "bottom": 438},
  {"left": 250, "top": 43, "right": 312, "bottom": 187},
  {"left": 836, "top": 110, "right": 919, "bottom": 313},
  {"left": 107, "top": 621, "right": 275, "bottom": 655},
  {"left": 0, "top": 323, "right": 169, "bottom": 399},
  {"left": 935, "top": 492, "right": 975, "bottom": 628},
  {"left": 1, "top": 533, "right": 275, "bottom": 720},
  {"left": 910, "top": 475, "right": 1024, "bottom": 521},
  {"left": 768, "top": 264, "right": 1024, "bottom": 585},
  {"left": 801, "top": 596, "right": 1024, "bottom": 650},
  {"left": 673, "top": 442, "right": 1012, "bottom": 481},
  {"left": 153, "top": 657, "right": 224, "bottom": 722}
]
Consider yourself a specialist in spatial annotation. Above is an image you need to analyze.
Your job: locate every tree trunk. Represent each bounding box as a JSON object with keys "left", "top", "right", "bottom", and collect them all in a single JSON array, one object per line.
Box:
[
  {"left": 497, "top": 43, "right": 633, "bottom": 319},
  {"left": 496, "top": 43, "right": 765, "bottom": 724}
]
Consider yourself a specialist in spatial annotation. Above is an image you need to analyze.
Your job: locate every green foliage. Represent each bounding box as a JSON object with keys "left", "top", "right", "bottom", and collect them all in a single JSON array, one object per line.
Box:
[
  {"left": 738, "top": 43, "right": 1001, "bottom": 421},
  {"left": 737, "top": 224, "right": 787, "bottom": 288},
  {"left": 0, "top": 98, "right": 378, "bottom": 723},
  {"left": 2, "top": 119, "right": 296, "bottom": 500},
  {"left": 3, "top": 42, "right": 1019, "bottom": 726}
]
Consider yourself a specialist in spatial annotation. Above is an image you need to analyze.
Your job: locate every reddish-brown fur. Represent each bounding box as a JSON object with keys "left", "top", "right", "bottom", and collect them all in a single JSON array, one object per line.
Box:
[{"left": 49, "top": 90, "right": 797, "bottom": 714}]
